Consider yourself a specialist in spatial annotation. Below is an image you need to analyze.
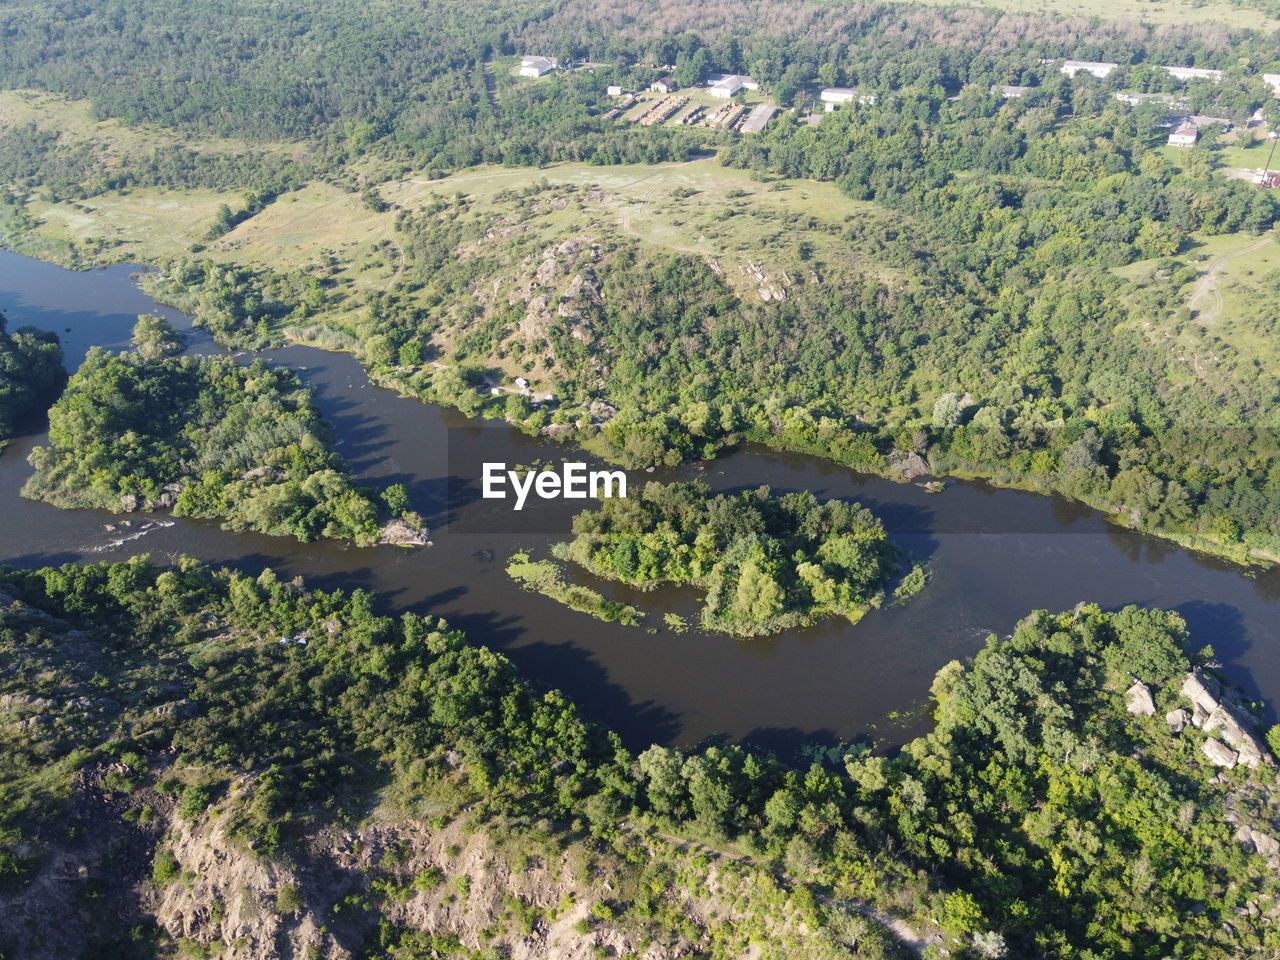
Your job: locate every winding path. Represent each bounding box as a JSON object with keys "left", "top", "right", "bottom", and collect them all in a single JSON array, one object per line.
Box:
[{"left": 1188, "top": 234, "right": 1274, "bottom": 323}]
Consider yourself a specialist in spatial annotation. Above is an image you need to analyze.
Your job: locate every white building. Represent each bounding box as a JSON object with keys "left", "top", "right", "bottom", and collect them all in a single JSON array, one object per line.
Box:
[
  {"left": 519, "top": 56, "right": 558, "bottom": 78},
  {"left": 606, "top": 85, "right": 624, "bottom": 96},
  {"left": 819, "top": 87, "right": 875, "bottom": 111},
  {"left": 650, "top": 76, "right": 677, "bottom": 94},
  {"left": 1167, "top": 122, "right": 1198, "bottom": 147},
  {"left": 709, "top": 74, "right": 757, "bottom": 98},
  {"left": 992, "top": 84, "right": 1032, "bottom": 98},
  {"left": 1161, "top": 65, "right": 1223, "bottom": 83},
  {"left": 1061, "top": 60, "right": 1118, "bottom": 79}
]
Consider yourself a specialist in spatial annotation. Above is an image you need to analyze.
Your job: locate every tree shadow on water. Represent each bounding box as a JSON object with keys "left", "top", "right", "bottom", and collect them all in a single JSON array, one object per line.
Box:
[
  {"left": 435, "top": 607, "right": 684, "bottom": 749},
  {"left": 1169, "top": 600, "right": 1274, "bottom": 724}
]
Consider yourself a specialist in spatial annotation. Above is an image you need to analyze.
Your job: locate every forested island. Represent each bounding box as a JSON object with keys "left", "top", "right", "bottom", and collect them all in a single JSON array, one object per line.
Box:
[
  {"left": 22, "top": 319, "right": 423, "bottom": 545},
  {"left": 544, "top": 481, "right": 904, "bottom": 635},
  {"left": 1, "top": 556, "right": 1278, "bottom": 958},
  {"left": 0, "top": 312, "right": 63, "bottom": 450}
]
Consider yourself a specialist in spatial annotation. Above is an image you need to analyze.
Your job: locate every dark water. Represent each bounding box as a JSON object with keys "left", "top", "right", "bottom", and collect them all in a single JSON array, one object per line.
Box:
[{"left": 2, "top": 249, "right": 1279, "bottom": 757}]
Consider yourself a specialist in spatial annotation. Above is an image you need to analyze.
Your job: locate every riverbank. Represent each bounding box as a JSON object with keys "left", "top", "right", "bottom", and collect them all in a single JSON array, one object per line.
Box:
[{"left": 5, "top": 247, "right": 1280, "bottom": 754}]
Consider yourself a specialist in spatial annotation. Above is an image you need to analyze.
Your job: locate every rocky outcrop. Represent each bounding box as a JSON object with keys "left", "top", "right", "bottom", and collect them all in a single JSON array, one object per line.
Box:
[
  {"left": 1237, "top": 824, "right": 1280, "bottom": 858},
  {"left": 1125, "top": 681, "right": 1155, "bottom": 717},
  {"left": 377, "top": 519, "right": 431, "bottom": 547},
  {"left": 1179, "top": 671, "right": 1271, "bottom": 769},
  {"left": 1166, "top": 708, "right": 1189, "bottom": 733},
  {"left": 1202, "top": 738, "right": 1239, "bottom": 768},
  {"left": 888, "top": 451, "right": 930, "bottom": 480}
]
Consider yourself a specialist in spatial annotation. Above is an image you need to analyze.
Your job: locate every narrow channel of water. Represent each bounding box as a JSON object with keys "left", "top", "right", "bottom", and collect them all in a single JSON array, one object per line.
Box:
[{"left": 2, "top": 249, "right": 1278, "bottom": 755}]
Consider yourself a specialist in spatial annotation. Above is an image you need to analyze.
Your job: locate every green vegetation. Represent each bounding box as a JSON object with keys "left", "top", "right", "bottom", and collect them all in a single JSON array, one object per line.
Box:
[
  {"left": 890, "top": 563, "right": 929, "bottom": 607},
  {"left": 557, "top": 481, "right": 898, "bottom": 635},
  {"left": 130, "top": 314, "right": 185, "bottom": 360},
  {"left": 506, "top": 551, "right": 644, "bottom": 626},
  {"left": 0, "top": 312, "right": 64, "bottom": 450},
  {"left": 22, "top": 323, "right": 409, "bottom": 544},
  {"left": 1, "top": 557, "right": 1277, "bottom": 957}
]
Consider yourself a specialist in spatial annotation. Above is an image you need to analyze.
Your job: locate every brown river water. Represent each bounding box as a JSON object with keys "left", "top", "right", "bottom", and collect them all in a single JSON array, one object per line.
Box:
[{"left": 2, "top": 248, "right": 1279, "bottom": 756}]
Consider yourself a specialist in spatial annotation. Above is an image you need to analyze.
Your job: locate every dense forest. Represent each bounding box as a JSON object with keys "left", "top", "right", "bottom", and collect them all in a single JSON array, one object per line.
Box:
[
  {"left": 556, "top": 481, "right": 900, "bottom": 635},
  {"left": 22, "top": 322, "right": 419, "bottom": 545},
  {"left": 0, "top": 312, "right": 63, "bottom": 450},
  {"left": 1, "top": 557, "right": 1277, "bottom": 957}
]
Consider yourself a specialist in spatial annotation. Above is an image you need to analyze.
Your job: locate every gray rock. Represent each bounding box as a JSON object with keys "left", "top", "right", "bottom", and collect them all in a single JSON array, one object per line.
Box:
[
  {"left": 1202, "top": 738, "right": 1239, "bottom": 769},
  {"left": 1166, "top": 708, "right": 1190, "bottom": 733},
  {"left": 1125, "top": 681, "right": 1156, "bottom": 717},
  {"left": 1252, "top": 829, "right": 1280, "bottom": 857}
]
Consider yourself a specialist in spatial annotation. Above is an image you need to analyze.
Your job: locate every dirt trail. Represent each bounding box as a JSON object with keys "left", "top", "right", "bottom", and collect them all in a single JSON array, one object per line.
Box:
[
  {"left": 1188, "top": 234, "right": 1273, "bottom": 323},
  {"left": 482, "top": 56, "right": 501, "bottom": 114}
]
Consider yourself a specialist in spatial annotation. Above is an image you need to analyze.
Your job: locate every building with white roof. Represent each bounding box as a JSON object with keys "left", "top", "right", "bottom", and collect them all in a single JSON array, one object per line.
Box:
[
  {"left": 519, "top": 56, "right": 558, "bottom": 77},
  {"left": 709, "top": 74, "right": 757, "bottom": 98},
  {"left": 1061, "top": 60, "right": 1118, "bottom": 79},
  {"left": 1161, "top": 65, "right": 1223, "bottom": 82}
]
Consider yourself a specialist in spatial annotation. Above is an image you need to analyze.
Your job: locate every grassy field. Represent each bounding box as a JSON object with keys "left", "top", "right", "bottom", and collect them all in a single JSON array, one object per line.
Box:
[
  {"left": 900, "top": 0, "right": 1280, "bottom": 29},
  {"left": 1118, "top": 228, "right": 1280, "bottom": 379},
  {"left": 23, "top": 189, "right": 236, "bottom": 262},
  {"left": 209, "top": 182, "right": 401, "bottom": 294},
  {"left": 385, "top": 156, "right": 904, "bottom": 297},
  {"left": 0, "top": 89, "right": 299, "bottom": 165}
]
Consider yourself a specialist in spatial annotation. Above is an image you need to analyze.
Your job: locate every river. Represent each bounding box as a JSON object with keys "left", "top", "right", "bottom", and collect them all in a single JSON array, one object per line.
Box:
[{"left": 2, "top": 248, "right": 1278, "bottom": 756}]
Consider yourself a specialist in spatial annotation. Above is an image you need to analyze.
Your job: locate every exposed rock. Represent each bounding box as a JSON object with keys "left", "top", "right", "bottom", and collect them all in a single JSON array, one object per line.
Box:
[
  {"left": 888, "top": 451, "right": 930, "bottom": 480},
  {"left": 1180, "top": 670, "right": 1272, "bottom": 768},
  {"left": 378, "top": 519, "right": 431, "bottom": 547},
  {"left": 1254, "top": 830, "right": 1280, "bottom": 857},
  {"left": 119, "top": 494, "right": 140, "bottom": 512},
  {"left": 587, "top": 399, "right": 618, "bottom": 423},
  {"left": 1125, "top": 681, "right": 1155, "bottom": 717},
  {"left": 540, "top": 423, "right": 575, "bottom": 438},
  {"left": 1202, "top": 738, "right": 1239, "bottom": 769},
  {"left": 1166, "top": 708, "right": 1189, "bottom": 733},
  {"left": 239, "top": 465, "right": 280, "bottom": 483}
]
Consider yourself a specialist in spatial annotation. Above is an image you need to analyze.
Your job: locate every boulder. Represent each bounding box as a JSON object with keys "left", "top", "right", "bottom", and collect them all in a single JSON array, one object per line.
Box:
[
  {"left": 1182, "top": 671, "right": 1221, "bottom": 713},
  {"left": 377, "top": 519, "right": 431, "bottom": 547},
  {"left": 1191, "top": 704, "right": 1210, "bottom": 729},
  {"left": 1253, "top": 829, "right": 1280, "bottom": 858},
  {"left": 1202, "top": 738, "right": 1239, "bottom": 769},
  {"left": 1125, "top": 681, "right": 1156, "bottom": 717},
  {"left": 888, "top": 451, "right": 930, "bottom": 480},
  {"left": 1166, "top": 708, "right": 1190, "bottom": 733}
]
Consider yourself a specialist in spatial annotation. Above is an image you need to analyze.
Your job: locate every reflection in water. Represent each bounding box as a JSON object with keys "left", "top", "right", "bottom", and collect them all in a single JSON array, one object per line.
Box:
[{"left": 1, "top": 249, "right": 1279, "bottom": 754}]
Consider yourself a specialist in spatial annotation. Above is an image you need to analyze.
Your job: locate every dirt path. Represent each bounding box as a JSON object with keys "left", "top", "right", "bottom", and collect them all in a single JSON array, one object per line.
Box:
[
  {"left": 822, "top": 896, "right": 930, "bottom": 957},
  {"left": 482, "top": 56, "right": 501, "bottom": 114},
  {"left": 1188, "top": 234, "right": 1273, "bottom": 323}
]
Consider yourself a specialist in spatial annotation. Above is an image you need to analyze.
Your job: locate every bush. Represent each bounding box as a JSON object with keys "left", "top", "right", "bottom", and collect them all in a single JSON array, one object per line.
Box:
[{"left": 275, "top": 884, "right": 304, "bottom": 917}]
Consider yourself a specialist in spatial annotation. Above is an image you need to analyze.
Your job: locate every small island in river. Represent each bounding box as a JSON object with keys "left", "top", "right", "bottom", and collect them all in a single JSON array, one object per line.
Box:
[
  {"left": 22, "top": 317, "right": 426, "bottom": 546},
  {"left": 516, "top": 480, "right": 918, "bottom": 637}
]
